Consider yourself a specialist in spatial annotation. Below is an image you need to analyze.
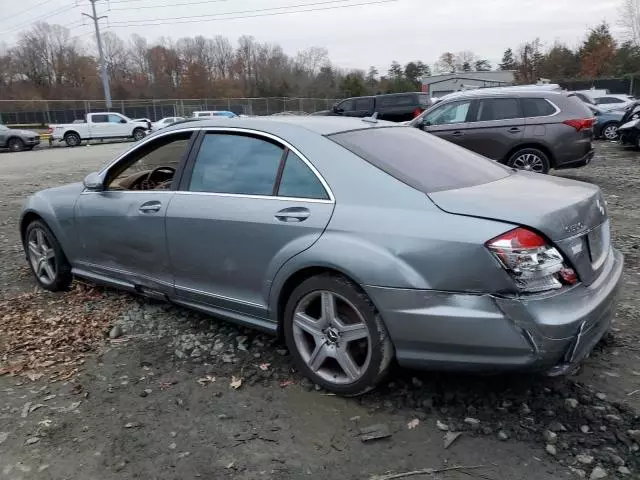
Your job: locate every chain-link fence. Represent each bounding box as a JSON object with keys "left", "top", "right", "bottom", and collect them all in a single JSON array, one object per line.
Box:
[{"left": 0, "top": 97, "right": 339, "bottom": 126}]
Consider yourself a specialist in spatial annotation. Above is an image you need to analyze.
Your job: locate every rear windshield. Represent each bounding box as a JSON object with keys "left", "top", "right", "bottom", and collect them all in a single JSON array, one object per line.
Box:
[{"left": 329, "top": 127, "right": 510, "bottom": 193}]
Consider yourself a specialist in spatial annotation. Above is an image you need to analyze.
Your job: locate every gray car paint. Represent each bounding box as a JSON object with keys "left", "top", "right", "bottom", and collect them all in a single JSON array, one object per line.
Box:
[
  {"left": 20, "top": 117, "right": 623, "bottom": 374},
  {"left": 0, "top": 126, "right": 40, "bottom": 149}
]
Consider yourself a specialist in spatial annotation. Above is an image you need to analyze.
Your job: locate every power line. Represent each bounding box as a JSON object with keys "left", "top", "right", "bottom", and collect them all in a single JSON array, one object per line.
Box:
[
  {"left": 108, "top": 0, "right": 230, "bottom": 10},
  {"left": 0, "top": 3, "right": 78, "bottom": 35},
  {"left": 107, "top": 0, "right": 399, "bottom": 28},
  {"left": 0, "top": 0, "right": 55, "bottom": 25}
]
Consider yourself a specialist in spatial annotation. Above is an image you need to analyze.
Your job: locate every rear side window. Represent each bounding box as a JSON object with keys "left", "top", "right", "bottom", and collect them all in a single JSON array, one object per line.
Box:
[
  {"left": 418, "top": 94, "right": 431, "bottom": 107},
  {"left": 475, "top": 98, "right": 522, "bottom": 121},
  {"left": 189, "top": 133, "right": 284, "bottom": 195},
  {"left": 377, "top": 95, "right": 413, "bottom": 107},
  {"left": 330, "top": 127, "right": 510, "bottom": 193},
  {"left": 277, "top": 152, "right": 329, "bottom": 200},
  {"left": 92, "top": 114, "right": 108, "bottom": 123},
  {"left": 522, "top": 98, "right": 557, "bottom": 117}
]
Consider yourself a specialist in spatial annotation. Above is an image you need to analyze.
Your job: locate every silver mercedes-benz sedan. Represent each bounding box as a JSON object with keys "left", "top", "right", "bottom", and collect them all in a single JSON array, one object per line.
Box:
[{"left": 20, "top": 117, "right": 623, "bottom": 395}]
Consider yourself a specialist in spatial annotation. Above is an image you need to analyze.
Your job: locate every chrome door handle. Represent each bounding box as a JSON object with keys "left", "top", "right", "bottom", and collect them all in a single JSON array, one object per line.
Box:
[
  {"left": 508, "top": 127, "right": 522, "bottom": 133},
  {"left": 451, "top": 131, "right": 463, "bottom": 137},
  {"left": 139, "top": 202, "right": 161, "bottom": 213},
  {"left": 275, "top": 207, "right": 310, "bottom": 222}
]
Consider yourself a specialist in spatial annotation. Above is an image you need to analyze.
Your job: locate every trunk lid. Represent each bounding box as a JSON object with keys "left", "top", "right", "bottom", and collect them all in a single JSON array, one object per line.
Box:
[{"left": 428, "top": 171, "right": 610, "bottom": 286}]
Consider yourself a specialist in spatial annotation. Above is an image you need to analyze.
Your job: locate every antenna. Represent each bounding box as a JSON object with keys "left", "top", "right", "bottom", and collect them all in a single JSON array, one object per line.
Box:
[{"left": 361, "top": 112, "right": 379, "bottom": 124}]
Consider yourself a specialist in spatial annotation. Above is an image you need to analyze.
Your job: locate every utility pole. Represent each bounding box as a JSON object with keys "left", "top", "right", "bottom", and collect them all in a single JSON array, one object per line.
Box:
[{"left": 83, "top": 0, "right": 112, "bottom": 109}]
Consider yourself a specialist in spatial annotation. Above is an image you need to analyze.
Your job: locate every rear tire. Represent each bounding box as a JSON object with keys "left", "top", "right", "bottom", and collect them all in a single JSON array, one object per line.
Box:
[
  {"left": 601, "top": 122, "right": 619, "bottom": 141},
  {"left": 8, "top": 138, "right": 24, "bottom": 152},
  {"left": 64, "top": 132, "right": 81, "bottom": 147},
  {"left": 507, "top": 148, "right": 550, "bottom": 174},
  {"left": 24, "top": 220, "right": 72, "bottom": 292},
  {"left": 283, "top": 274, "right": 394, "bottom": 396}
]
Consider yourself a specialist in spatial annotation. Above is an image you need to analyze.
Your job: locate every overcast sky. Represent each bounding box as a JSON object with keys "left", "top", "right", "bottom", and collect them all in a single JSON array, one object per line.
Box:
[{"left": 2, "top": 0, "right": 625, "bottom": 71}]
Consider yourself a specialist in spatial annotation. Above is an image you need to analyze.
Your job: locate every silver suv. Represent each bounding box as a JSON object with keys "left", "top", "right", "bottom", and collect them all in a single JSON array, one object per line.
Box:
[{"left": 411, "top": 90, "right": 595, "bottom": 174}]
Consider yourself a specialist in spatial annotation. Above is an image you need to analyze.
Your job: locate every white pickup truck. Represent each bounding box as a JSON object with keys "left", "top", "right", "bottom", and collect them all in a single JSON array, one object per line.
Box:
[{"left": 49, "top": 112, "right": 150, "bottom": 147}]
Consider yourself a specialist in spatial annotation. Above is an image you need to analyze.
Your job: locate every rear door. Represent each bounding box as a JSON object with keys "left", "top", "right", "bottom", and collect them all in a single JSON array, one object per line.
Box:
[
  {"left": 460, "top": 97, "right": 525, "bottom": 160},
  {"left": 166, "top": 130, "right": 334, "bottom": 319},
  {"left": 421, "top": 99, "right": 474, "bottom": 148}
]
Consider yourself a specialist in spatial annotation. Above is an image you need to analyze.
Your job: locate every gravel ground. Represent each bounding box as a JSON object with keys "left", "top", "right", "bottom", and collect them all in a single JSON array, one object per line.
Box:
[{"left": 0, "top": 142, "right": 639, "bottom": 480}]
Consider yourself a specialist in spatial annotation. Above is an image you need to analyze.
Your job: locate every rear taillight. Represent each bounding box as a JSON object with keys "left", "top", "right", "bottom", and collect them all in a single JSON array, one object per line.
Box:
[
  {"left": 413, "top": 108, "right": 424, "bottom": 118},
  {"left": 563, "top": 118, "right": 595, "bottom": 131},
  {"left": 486, "top": 227, "right": 577, "bottom": 293}
]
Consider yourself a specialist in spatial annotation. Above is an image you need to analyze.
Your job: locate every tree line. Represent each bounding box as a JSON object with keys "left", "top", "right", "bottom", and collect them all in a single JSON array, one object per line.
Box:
[{"left": 1, "top": 16, "right": 640, "bottom": 102}]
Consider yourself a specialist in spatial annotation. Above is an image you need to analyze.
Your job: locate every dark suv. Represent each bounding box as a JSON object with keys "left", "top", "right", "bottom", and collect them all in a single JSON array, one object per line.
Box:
[
  {"left": 329, "top": 92, "right": 431, "bottom": 122},
  {"left": 410, "top": 90, "right": 595, "bottom": 173}
]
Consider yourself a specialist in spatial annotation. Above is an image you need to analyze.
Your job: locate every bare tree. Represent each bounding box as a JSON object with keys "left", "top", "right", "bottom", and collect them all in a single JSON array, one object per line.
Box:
[{"left": 620, "top": 0, "right": 640, "bottom": 45}]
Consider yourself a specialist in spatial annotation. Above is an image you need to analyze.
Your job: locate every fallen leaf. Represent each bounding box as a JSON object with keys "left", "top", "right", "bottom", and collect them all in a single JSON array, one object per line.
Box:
[
  {"left": 444, "top": 431, "right": 462, "bottom": 449},
  {"left": 26, "top": 372, "right": 43, "bottom": 382},
  {"left": 259, "top": 363, "right": 270, "bottom": 371},
  {"left": 230, "top": 376, "right": 242, "bottom": 390},
  {"left": 407, "top": 418, "right": 420, "bottom": 430},
  {"left": 197, "top": 375, "right": 216, "bottom": 386},
  {"left": 159, "top": 382, "right": 173, "bottom": 391},
  {"left": 279, "top": 379, "right": 295, "bottom": 388}
]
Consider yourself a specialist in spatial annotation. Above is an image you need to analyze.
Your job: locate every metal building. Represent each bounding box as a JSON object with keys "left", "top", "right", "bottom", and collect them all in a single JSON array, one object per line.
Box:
[{"left": 422, "top": 71, "right": 516, "bottom": 98}]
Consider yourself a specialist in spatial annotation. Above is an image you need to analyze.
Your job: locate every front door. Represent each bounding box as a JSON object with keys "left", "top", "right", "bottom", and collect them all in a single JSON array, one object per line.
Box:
[
  {"left": 460, "top": 97, "right": 524, "bottom": 160},
  {"left": 74, "top": 130, "right": 196, "bottom": 291},
  {"left": 422, "top": 99, "right": 474, "bottom": 149},
  {"left": 166, "top": 131, "right": 334, "bottom": 319},
  {"left": 108, "top": 113, "right": 131, "bottom": 137}
]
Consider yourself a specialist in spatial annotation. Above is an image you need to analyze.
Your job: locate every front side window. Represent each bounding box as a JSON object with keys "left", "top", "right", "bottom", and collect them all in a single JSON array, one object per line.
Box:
[
  {"left": 355, "top": 98, "right": 373, "bottom": 110},
  {"left": 277, "top": 152, "right": 328, "bottom": 200},
  {"left": 189, "top": 133, "right": 284, "bottom": 195},
  {"left": 108, "top": 114, "right": 124, "bottom": 123},
  {"left": 423, "top": 101, "right": 471, "bottom": 126},
  {"left": 105, "top": 132, "right": 193, "bottom": 190},
  {"left": 336, "top": 100, "right": 354, "bottom": 112},
  {"left": 475, "top": 98, "right": 522, "bottom": 122}
]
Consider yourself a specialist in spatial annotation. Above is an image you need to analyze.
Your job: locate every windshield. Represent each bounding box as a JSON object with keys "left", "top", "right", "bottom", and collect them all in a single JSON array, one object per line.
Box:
[{"left": 329, "top": 127, "right": 510, "bottom": 193}]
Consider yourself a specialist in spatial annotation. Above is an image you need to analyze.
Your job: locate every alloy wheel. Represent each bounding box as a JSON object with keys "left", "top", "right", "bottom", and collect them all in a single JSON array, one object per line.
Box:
[
  {"left": 603, "top": 124, "right": 619, "bottom": 140},
  {"left": 512, "top": 153, "right": 545, "bottom": 173},
  {"left": 27, "top": 227, "right": 57, "bottom": 285},
  {"left": 292, "top": 290, "right": 371, "bottom": 385}
]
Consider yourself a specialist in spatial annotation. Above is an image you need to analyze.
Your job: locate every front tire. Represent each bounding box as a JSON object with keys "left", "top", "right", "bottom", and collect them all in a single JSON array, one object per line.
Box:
[
  {"left": 24, "top": 220, "right": 72, "bottom": 291},
  {"left": 507, "top": 148, "right": 550, "bottom": 174},
  {"left": 64, "top": 132, "right": 81, "bottom": 147},
  {"left": 133, "top": 128, "right": 146, "bottom": 141},
  {"left": 283, "top": 274, "right": 394, "bottom": 396},
  {"left": 8, "top": 138, "right": 24, "bottom": 152}
]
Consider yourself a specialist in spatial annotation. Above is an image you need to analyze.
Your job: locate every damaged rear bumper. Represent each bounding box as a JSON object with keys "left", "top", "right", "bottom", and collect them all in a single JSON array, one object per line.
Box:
[{"left": 365, "top": 248, "right": 623, "bottom": 373}]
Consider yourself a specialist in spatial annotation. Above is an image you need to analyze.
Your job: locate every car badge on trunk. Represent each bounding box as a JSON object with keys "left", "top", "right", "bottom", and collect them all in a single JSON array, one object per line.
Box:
[
  {"left": 596, "top": 198, "right": 606, "bottom": 216},
  {"left": 564, "top": 222, "right": 585, "bottom": 234}
]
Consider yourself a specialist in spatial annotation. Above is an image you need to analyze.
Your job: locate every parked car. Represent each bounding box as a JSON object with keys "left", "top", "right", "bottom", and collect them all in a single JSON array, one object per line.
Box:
[
  {"left": 588, "top": 105, "right": 623, "bottom": 140},
  {"left": 593, "top": 95, "right": 635, "bottom": 111},
  {"left": 327, "top": 92, "right": 431, "bottom": 122},
  {"left": 616, "top": 101, "right": 640, "bottom": 147},
  {"left": 49, "top": 113, "right": 150, "bottom": 147},
  {"left": 571, "top": 92, "right": 597, "bottom": 106},
  {"left": 191, "top": 110, "right": 238, "bottom": 119},
  {"left": 19, "top": 116, "right": 622, "bottom": 395},
  {"left": 0, "top": 124, "right": 41, "bottom": 152},
  {"left": 410, "top": 90, "right": 595, "bottom": 174},
  {"left": 151, "top": 117, "right": 185, "bottom": 132}
]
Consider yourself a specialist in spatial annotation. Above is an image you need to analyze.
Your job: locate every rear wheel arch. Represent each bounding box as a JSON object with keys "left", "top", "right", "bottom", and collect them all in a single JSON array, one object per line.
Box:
[
  {"left": 275, "top": 266, "right": 372, "bottom": 336},
  {"left": 503, "top": 142, "right": 556, "bottom": 168}
]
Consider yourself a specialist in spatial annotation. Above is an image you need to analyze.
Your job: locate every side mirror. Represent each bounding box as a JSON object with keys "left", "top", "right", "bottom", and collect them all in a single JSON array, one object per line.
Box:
[
  {"left": 83, "top": 172, "right": 104, "bottom": 191},
  {"left": 120, "top": 118, "right": 127, "bottom": 124}
]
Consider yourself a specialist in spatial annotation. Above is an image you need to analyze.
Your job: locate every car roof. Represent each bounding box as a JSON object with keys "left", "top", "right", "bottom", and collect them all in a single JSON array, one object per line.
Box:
[
  {"left": 437, "top": 88, "right": 567, "bottom": 101},
  {"left": 163, "top": 116, "right": 397, "bottom": 136}
]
